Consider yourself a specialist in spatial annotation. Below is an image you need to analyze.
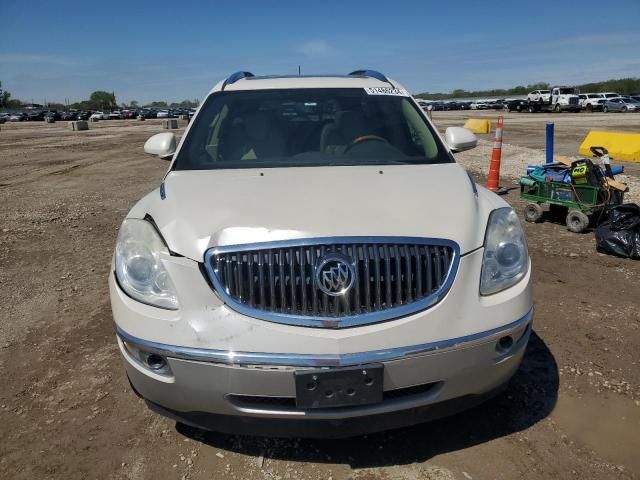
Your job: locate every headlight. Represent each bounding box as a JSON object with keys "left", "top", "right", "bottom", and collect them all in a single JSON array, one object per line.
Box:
[
  {"left": 480, "top": 207, "right": 529, "bottom": 295},
  {"left": 114, "top": 219, "right": 179, "bottom": 309}
]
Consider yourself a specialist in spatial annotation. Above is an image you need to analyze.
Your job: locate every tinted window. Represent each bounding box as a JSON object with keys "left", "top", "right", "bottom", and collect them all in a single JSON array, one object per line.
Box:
[{"left": 174, "top": 89, "right": 451, "bottom": 170}]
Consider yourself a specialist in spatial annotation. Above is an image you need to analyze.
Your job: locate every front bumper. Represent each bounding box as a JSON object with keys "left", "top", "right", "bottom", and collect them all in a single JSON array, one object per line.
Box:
[{"left": 117, "top": 308, "right": 532, "bottom": 437}]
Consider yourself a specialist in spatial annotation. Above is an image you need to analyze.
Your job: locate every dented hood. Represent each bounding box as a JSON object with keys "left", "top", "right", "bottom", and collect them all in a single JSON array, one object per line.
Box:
[{"left": 133, "top": 164, "right": 497, "bottom": 261}]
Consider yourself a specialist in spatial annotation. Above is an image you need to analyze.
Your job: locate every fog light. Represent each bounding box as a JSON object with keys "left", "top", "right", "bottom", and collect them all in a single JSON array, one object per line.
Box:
[
  {"left": 146, "top": 353, "right": 167, "bottom": 370},
  {"left": 496, "top": 335, "right": 514, "bottom": 353},
  {"left": 122, "top": 339, "right": 172, "bottom": 376}
]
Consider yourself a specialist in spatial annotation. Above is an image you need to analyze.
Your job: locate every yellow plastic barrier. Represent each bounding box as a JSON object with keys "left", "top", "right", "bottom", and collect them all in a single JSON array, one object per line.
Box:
[
  {"left": 463, "top": 118, "right": 492, "bottom": 134},
  {"left": 578, "top": 130, "right": 640, "bottom": 163}
]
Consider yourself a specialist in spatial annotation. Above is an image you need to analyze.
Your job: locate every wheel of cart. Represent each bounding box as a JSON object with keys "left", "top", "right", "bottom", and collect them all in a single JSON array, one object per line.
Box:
[
  {"left": 565, "top": 209, "right": 590, "bottom": 233},
  {"left": 523, "top": 202, "right": 544, "bottom": 223}
]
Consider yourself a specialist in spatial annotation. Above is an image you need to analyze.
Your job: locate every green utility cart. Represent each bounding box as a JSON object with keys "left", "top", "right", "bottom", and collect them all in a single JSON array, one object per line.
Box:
[{"left": 520, "top": 179, "right": 616, "bottom": 233}]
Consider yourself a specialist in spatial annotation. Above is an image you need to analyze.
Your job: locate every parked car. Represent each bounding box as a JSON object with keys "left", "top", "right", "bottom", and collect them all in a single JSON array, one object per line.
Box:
[
  {"left": 61, "top": 111, "right": 78, "bottom": 121},
  {"left": 600, "top": 92, "right": 620, "bottom": 100},
  {"left": 527, "top": 90, "right": 551, "bottom": 103},
  {"left": 90, "top": 111, "right": 109, "bottom": 120},
  {"left": 0, "top": 115, "right": 6, "bottom": 124},
  {"left": 156, "top": 109, "right": 170, "bottom": 118},
  {"left": 27, "top": 110, "right": 45, "bottom": 121},
  {"left": 112, "top": 69, "right": 533, "bottom": 438},
  {"left": 121, "top": 110, "right": 136, "bottom": 119},
  {"left": 503, "top": 99, "right": 528, "bottom": 112},
  {"left": 76, "top": 111, "right": 90, "bottom": 120},
  {"left": 458, "top": 101, "right": 472, "bottom": 110},
  {"left": 108, "top": 111, "right": 123, "bottom": 120},
  {"left": 9, "top": 113, "right": 28, "bottom": 122},
  {"left": 602, "top": 97, "right": 638, "bottom": 112},
  {"left": 43, "top": 110, "right": 62, "bottom": 121},
  {"left": 470, "top": 100, "right": 489, "bottom": 110}
]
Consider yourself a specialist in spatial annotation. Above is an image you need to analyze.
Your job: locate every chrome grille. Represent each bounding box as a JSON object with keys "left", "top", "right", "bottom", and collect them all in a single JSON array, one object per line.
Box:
[
  {"left": 204, "top": 237, "right": 459, "bottom": 328},
  {"left": 569, "top": 97, "right": 579, "bottom": 105}
]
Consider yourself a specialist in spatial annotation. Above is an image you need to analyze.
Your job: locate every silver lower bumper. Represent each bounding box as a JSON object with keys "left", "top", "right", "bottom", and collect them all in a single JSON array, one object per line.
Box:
[{"left": 117, "top": 309, "right": 532, "bottom": 433}]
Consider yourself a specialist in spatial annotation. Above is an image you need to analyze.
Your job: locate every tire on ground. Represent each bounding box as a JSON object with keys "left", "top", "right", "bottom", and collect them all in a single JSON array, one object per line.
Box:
[
  {"left": 524, "top": 203, "right": 544, "bottom": 223},
  {"left": 566, "top": 209, "right": 590, "bottom": 233}
]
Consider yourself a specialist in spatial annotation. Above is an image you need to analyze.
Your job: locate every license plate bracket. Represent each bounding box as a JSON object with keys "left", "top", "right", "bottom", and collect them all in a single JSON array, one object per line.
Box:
[{"left": 294, "top": 364, "right": 383, "bottom": 409}]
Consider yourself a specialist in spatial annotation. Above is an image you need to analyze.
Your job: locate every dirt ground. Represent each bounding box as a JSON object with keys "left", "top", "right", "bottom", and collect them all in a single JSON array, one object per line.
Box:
[{"left": 0, "top": 115, "right": 639, "bottom": 480}]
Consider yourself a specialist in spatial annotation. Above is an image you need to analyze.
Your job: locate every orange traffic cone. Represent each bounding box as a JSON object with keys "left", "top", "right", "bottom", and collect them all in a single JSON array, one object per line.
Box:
[{"left": 486, "top": 116, "right": 507, "bottom": 194}]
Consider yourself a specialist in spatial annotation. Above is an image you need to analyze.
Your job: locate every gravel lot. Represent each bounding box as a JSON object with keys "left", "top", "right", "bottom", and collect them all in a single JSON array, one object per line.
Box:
[{"left": 0, "top": 116, "right": 639, "bottom": 480}]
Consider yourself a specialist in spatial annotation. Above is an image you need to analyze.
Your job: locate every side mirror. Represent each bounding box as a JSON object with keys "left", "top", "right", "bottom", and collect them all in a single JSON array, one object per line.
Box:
[
  {"left": 144, "top": 132, "right": 176, "bottom": 160},
  {"left": 445, "top": 127, "right": 477, "bottom": 153}
]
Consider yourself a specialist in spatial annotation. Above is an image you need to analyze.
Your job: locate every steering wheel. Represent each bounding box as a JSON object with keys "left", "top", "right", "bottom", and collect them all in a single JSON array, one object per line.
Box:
[{"left": 344, "top": 135, "right": 388, "bottom": 153}]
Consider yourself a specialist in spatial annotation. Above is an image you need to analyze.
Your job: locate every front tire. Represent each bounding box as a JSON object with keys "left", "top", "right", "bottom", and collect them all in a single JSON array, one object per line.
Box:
[
  {"left": 554, "top": 104, "right": 561, "bottom": 113},
  {"left": 524, "top": 203, "right": 544, "bottom": 223},
  {"left": 566, "top": 209, "right": 590, "bottom": 233},
  {"left": 622, "top": 107, "right": 627, "bottom": 112},
  {"left": 586, "top": 104, "right": 593, "bottom": 112},
  {"left": 603, "top": 106, "right": 609, "bottom": 113}
]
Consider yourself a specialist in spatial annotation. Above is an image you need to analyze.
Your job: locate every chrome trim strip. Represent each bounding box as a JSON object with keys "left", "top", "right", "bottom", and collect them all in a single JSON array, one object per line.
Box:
[
  {"left": 202, "top": 236, "right": 461, "bottom": 329},
  {"left": 116, "top": 307, "right": 533, "bottom": 367}
]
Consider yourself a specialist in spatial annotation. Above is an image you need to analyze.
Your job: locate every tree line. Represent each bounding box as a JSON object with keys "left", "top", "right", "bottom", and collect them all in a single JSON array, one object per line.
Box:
[
  {"left": 415, "top": 77, "right": 640, "bottom": 100},
  {"left": 0, "top": 83, "right": 199, "bottom": 111}
]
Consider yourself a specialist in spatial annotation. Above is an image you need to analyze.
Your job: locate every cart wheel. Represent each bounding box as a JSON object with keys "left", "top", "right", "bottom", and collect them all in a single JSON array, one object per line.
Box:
[
  {"left": 524, "top": 203, "right": 544, "bottom": 223},
  {"left": 566, "top": 209, "right": 590, "bottom": 233}
]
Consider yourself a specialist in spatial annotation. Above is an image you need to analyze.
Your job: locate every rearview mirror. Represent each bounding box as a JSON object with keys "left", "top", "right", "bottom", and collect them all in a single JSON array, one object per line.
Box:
[
  {"left": 445, "top": 127, "right": 477, "bottom": 153},
  {"left": 144, "top": 132, "right": 176, "bottom": 160}
]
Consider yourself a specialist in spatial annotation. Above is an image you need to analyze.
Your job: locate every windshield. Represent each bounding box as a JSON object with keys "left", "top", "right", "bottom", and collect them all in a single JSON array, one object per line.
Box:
[
  {"left": 174, "top": 88, "right": 451, "bottom": 170},
  {"left": 558, "top": 88, "right": 574, "bottom": 94}
]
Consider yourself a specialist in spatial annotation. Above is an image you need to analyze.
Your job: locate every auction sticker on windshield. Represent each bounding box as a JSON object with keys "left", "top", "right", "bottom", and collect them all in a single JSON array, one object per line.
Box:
[{"left": 364, "top": 87, "right": 409, "bottom": 96}]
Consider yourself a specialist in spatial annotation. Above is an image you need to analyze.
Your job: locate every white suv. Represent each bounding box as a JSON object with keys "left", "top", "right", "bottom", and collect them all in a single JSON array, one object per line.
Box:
[{"left": 111, "top": 70, "right": 533, "bottom": 437}]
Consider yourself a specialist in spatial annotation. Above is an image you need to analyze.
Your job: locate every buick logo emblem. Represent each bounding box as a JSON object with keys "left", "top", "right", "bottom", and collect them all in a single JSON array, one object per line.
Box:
[{"left": 315, "top": 253, "right": 356, "bottom": 296}]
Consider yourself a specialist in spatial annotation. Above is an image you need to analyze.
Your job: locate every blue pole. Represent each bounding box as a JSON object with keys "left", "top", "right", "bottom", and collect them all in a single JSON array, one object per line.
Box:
[{"left": 546, "top": 122, "right": 554, "bottom": 164}]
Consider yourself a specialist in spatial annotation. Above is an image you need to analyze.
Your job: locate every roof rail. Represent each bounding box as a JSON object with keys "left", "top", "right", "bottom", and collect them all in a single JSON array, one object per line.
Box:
[
  {"left": 221, "top": 71, "right": 254, "bottom": 91},
  {"left": 348, "top": 69, "right": 395, "bottom": 88}
]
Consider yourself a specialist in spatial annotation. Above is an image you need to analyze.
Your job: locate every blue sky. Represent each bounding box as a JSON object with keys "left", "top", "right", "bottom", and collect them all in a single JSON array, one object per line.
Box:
[{"left": 1, "top": 0, "right": 639, "bottom": 104}]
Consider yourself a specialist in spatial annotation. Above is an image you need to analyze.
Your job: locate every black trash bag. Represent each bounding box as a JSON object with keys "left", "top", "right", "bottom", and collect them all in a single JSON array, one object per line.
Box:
[{"left": 595, "top": 203, "right": 640, "bottom": 259}]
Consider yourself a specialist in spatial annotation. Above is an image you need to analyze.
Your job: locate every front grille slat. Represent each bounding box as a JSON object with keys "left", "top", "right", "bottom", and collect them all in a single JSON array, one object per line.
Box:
[
  {"left": 404, "top": 245, "right": 413, "bottom": 303},
  {"left": 299, "top": 247, "right": 307, "bottom": 314},
  {"left": 350, "top": 244, "right": 360, "bottom": 314},
  {"left": 268, "top": 250, "right": 276, "bottom": 309},
  {"left": 394, "top": 245, "right": 402, "bottom": 306},
  {"left": 413, "top": 245, "right": 422, "bottom": 299},
  {"left": 207, "top": 238, "right": 456, "bottom": 328},
  {"left": 247, "top": 253, "right": 255, "bottom": 307},
  {"left": 278, "top": 250, "right": 287, "bottom": 311},
  {"left": 383, "top": 245, "right": 392, "bottom": 308},
  {"left": 362, "top": 245, "right": 371, "bottom": 312},
  {"left": 373, "top": 245, "right": 382, "bottom": 310}
]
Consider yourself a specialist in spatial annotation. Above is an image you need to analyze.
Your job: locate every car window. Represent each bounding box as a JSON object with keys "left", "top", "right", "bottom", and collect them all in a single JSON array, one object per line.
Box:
[{"left": 174, "top": 88, "right": 451, "bottom": 170}]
